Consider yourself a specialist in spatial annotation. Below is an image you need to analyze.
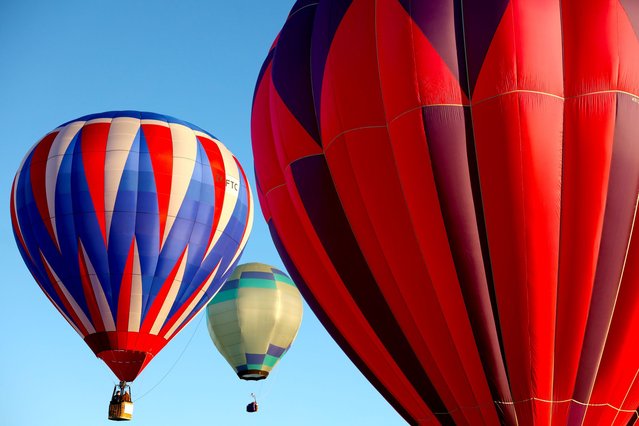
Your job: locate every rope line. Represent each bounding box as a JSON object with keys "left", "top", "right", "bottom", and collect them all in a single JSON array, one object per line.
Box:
[
  {"left": 134, "top": 312, "right": 205, "bottom": 401},
  {"left": 416, "top": 396, "right": 639, "bottom": 418}
]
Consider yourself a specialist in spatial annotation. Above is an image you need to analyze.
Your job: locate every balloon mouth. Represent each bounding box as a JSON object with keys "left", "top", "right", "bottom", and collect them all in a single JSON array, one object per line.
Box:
[
  {"left": 238, "top": 370, "right": 269, "bottom": 381},
  {"left": 84, "top": 332, "right": 168, "bottom": 382},
  {"left": 98, "top": 350, "right": 153, "bottom": 382}
]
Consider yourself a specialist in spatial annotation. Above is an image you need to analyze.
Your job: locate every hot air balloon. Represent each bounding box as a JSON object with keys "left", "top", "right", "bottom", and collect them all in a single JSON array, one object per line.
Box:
[
  {"left": 11, "top": 111, "right": 253, "bottom": 420},
  {"left": 206, "top": 263, "right": 303, "bottom": 386},
  {"left": 251, "top": 1, "right": 639, "bottom": 425}
]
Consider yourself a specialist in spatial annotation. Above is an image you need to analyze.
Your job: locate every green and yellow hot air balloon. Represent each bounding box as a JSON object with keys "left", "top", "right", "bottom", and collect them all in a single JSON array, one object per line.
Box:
[{"left": 206, "top": 263, "right": 303, "bottom": 381}]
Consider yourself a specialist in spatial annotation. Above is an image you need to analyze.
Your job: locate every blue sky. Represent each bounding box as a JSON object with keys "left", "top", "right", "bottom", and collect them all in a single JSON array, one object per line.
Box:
[{"left": 0, "top": 1, "right": 405, "bottom": 425}]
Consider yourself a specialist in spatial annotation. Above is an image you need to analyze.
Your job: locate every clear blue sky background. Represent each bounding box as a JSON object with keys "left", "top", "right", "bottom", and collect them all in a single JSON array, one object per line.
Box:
[{"left": 0, "top": 1, "right": 406, "bottom": 425}]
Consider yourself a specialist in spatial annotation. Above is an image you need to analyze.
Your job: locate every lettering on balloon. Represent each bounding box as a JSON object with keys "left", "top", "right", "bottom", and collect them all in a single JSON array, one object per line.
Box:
[{"left": 226, "top": 176, "right": 240, "bottom": 194}]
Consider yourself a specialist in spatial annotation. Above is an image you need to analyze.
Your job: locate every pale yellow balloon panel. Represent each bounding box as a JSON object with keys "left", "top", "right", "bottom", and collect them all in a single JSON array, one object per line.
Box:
[{"left": 206, "top": 263, "right": 303, "bottom": 380}]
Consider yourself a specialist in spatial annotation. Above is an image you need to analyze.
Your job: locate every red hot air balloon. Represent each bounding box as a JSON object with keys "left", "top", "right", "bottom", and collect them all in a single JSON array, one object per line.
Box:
[
  {"left": 11, "top": 111, "right": 253, "bottom": 389},
  {"left": 251, "top": 1, "right": 639, "bottom": 425}
]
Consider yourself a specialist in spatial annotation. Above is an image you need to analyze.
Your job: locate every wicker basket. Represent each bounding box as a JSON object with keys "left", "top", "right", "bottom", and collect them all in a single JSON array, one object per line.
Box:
[{"left": 108, "top": 401, "right": 134, "bottom": 421}]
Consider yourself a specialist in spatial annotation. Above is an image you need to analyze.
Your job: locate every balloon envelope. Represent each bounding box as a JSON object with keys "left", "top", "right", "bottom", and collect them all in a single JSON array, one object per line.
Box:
[
  {"left": 206, "top": 263, "right": 303, "bottom": 380},
  {"left": 251, "top": 1, "right": 639, "bottom": 425},
  {"left": 11, "top": 111, "right": 253, "bottom": 381}
]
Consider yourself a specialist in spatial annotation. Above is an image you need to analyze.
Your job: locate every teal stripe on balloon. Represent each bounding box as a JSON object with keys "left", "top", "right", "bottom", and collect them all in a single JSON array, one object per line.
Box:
[
  {"left": 210, "top": 289, "right": 239, "bottom": 304},
  {"left": 237, "top": 278, "right": 278, "bottom": 289},
  {"left": 274, "top": 273, "right": 295, "bottom": 285}
]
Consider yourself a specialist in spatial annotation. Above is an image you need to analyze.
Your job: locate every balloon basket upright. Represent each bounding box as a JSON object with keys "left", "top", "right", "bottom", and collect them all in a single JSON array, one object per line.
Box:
[
  {"left": 246, "top": 393, "right": 258, "bottom": 413},
  {"left": 108, "top": 381, "right": 133, "bottom": 421}
]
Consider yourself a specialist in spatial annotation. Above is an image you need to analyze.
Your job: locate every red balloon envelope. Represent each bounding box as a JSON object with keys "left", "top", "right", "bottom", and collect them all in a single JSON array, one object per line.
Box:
[
  {"left": 251, "top": 1, "right": 639, "bottom": 424},
  {"left": 11, "top": 111, "right": 253, "bottom": 382}
]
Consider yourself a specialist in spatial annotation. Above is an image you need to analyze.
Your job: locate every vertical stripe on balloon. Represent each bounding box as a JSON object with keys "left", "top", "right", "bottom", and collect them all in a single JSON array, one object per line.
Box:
[
  {"left": 78, "top": 241, "right": 106, "bottom": 332},
  {"left": 30, "top": 132, "right": 59, "bottom": 249},
  {"left": 206, "top": 143, "right": 240, "bottom": 256},
  {"left": 116, "top": 241, "right": 135, "bottom": 332},
  {"left": 161, "top": 124, "right": 198, "bottom": 248},
  {"left": 129, "top": 239, "right": 143, "bottom": 332},
  {"left": 104, "top": 117, "right": 140, "bottom": 243},
  {"left": 197, "top": 134, "right": 226, "bottom": 259},
  {"left": 142, "top": 120, "right": 173, "bottom": 245},
  {"left": 81, "top": 122, "right": 110, "bottom": 243},
  {"left": 80, "top": 241, "right": 115, "bottom": 331},
  {"left": 11, "top": 178, "right": 29, "bottom": 259}
]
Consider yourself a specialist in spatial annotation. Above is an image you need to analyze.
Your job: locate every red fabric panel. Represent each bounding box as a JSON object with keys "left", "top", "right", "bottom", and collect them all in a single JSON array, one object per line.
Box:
[
  {"left": 10, "top": 182, "right": 29, "bottom": 259},
  {"left": 39, "top": 252, "right": 89, "bottom": 337},
  {"left": 142, "top": 124, "right": 173, "bottom": 245},
  {"left": 473, "top": 0, "right": 563, "bottom": 102},
  {"left": 561, "top": 0, "right": 619, "bottom": 97},
  {"left": 472, "top": 92, "right": 563, "bottom": 425},
  {"left": 376, "top": 0, "right": 467, "bottom": 119},
  {"left": 318, "top": 0, "right": 386, "bottom": 145},
  {"left": 252, "top": 63, "right": 285, "bottom": 203},
  {"left": 552, "top": 94, "right": 616, "bottom": 424},
  {"left": 472, "top": 2, "right": 516, "bottom": 102},
  {"left": 268, "top": 77, "right": 322, "bottom": 165},
  {"left": 29, "top": 132, "right": 58, "bottom": 247},
  {"left": 510, "top": 0, "right": 563, "bottom": 95},
  {"left": 198, "top": 135, "right": 226, "bottom": 253},
  {"left": 77, "top": 243, "right": 105, "bottom": 332},
  {"left": 81, "top": 122, "right": 110, "bottom": 243},
  {"left": 85, "top": 332, "right": 168, "bottom": 381},
  {"left": 116, "top": 241, "right": 135, "bottom": 333}
]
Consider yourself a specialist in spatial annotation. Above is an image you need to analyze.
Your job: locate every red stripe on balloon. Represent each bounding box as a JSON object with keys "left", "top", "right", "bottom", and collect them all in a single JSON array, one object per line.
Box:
[
  {"left": 81, "top": 122, "right": 110, "bottom": 244},
  {"left": 317, "top": 0, "right": 386, "bottom": 146},
  {"left": 552, "top": 93, "right": 617, "bottom": 424},
  {"left": 472, "top": 92, "right": 563, "bottom": 424},
  {"left": 29, "top": 132, "right": 58, "bottom": 248},
  {"left": 142, "top": 124, "right": 173, "bottom": 245},
  {"left": 562, "top": 0, "right": 619, "bottom": 98},
  {"left": 39, "top": 251, "right": 89, "bottom": 336},
  {"left": 10, "top": 181, "right": 30, "bottom": 260},
  {"left": 116, "top": 240, "right": 135, "bottom": 332},
  {"left": 77, "top": 242, "right": 105, "bottom": 333},
  {"left": 198, "top": 136, "right": 225, "bottom": 253}
]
